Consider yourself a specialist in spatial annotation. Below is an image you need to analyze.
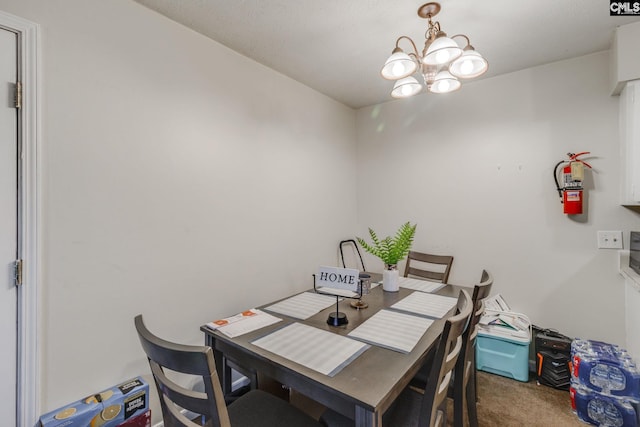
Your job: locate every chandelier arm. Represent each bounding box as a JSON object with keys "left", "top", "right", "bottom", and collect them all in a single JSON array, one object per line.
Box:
[
  {"left": 407, "top": 52, "right": 420, "bottom": 64},
  {"left": 450, "top": 34, "right": 471, "bottom": 48},
  {"left": 395, "top": 35, "right": 420, "bottom": 57}
]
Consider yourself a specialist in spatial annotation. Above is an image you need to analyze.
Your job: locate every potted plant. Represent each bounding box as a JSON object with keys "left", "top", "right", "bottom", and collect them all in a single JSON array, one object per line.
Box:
[{"left": 357, "top": 222, "right": 417, "bottom": 292}]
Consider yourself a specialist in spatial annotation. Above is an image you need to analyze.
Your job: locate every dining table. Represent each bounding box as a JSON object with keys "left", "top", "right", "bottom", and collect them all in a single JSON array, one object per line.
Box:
[{"left": 201, "top": 276, "right": 468, "bottom": 427}]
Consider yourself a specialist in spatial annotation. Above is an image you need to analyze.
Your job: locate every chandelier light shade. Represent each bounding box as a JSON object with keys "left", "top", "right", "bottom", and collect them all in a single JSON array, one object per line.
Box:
[
  {"left": 391, "top": 76, "right": 423, "bottom": 98},
  {"left": 449, "top": 48, "right": 489, "bottom": 78},
  {"left": 423, "top": 35, "right": 462, "bottom": 66},
  {"left": 380, "top": 2, "right": 488, "bottom": 98},
  {"left": 381, "top": 49, "right": 418, "bottom": 80},
  {"left": 429, "top": 70, "right": 461, "bottom": 94}
]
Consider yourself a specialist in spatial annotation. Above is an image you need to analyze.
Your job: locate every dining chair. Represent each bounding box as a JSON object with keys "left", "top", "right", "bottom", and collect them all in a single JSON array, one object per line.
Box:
[
  {"left": 319, "top": 289, "right": 473, "bottom": 427},
  {"left": 403, "top": 251, "right": 454, "bottom": 284},
  {"left": 410, "top": 269, "right": 494, "bottom": 427},
  {"left": 451, "top": 269, "right": 493, "bottom": 427},
  {"left": 134, "top": 315, "right": 322, "bottom": 427}
]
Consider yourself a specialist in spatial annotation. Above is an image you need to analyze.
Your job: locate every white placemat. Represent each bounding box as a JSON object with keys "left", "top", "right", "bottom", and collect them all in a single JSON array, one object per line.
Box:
[
  {"left": 263, "top": 292, "right": 339, "bottom": 320},
  {"left": 206, "top": 309, "right": 282, "bottom": 338},
  {"left": 252, "top": 323, "right": 369, "bottom": 376},
  {"left": 391, "top": 292, "right": 458, "bottom": 319},
  {"left": 347, "top": 309, "right": 434, "bottom": 353},
  {"left": 399, "top": 277, "right": 445, "bottom": 293}
]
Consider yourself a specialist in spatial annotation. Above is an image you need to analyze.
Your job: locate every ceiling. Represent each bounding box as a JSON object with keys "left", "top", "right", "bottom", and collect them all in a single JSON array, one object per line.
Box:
[{"left": 133, "top": 0, "right": 640, "bottom": 109}]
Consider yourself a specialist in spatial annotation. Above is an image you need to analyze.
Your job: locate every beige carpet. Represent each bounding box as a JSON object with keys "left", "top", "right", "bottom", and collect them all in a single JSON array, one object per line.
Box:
[
  {"left": 470, "top": 371, "right": 583, "bottom": 427},
  {"left": 291, "top": 370, "right": 585, "bottom": 426}
]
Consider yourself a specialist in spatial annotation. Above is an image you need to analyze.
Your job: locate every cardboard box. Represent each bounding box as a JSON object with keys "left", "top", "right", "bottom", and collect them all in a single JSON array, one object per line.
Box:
[
  {"left": 39, "top": 377, "right": 149, "bottom": 427},
  {"left": 118, "top": 410, "right": 151, "bottom": 427}
]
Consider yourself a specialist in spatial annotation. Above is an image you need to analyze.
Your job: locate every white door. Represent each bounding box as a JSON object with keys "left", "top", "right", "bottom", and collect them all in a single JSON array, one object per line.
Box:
[{"left": 0, "top": 27, "right": 18, "bottom": 426}]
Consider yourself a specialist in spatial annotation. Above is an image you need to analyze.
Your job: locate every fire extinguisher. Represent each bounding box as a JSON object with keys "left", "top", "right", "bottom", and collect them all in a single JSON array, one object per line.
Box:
[{"left": 553, "top": 152, "right": 593, "bottom": 215}]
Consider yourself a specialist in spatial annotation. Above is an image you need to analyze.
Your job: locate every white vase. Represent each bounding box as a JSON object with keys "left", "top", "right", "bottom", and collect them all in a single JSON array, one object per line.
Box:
[{"left": 382, "top": 266, "right": 399, "bottom": 292}]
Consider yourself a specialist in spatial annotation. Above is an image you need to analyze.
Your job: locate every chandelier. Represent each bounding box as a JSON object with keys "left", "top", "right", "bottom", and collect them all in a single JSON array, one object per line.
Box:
[{"left": 381, "top": 2, "right": 488, "bottom": 98}]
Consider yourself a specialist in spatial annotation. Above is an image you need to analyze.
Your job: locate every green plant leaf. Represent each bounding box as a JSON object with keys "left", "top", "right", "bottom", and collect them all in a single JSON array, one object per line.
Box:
[{"left": 357, "top": 222, "right": 417, "bottom": 266}]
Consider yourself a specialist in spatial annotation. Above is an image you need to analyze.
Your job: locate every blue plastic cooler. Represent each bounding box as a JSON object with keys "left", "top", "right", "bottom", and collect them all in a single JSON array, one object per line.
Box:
[{"left": 476, "top": 330, "right": 530, "bottom": 382}]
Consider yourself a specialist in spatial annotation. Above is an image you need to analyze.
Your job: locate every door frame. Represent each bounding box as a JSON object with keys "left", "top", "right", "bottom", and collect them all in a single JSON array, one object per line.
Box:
[{"left": 0, "top": 10, "right": 40, "bottom": 427}]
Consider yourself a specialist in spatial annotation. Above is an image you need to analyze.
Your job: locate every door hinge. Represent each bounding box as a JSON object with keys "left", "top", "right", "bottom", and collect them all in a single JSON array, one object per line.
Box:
[
  {"left": 15, "top": 81, "right": 22, "bottom": 109},
  {"left": 14, "top": 259, "right": 23, "bottom": 286}
]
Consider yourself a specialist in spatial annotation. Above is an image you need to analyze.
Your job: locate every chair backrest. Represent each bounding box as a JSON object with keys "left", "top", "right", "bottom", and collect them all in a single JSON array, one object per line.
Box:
[
  {"left": 419, "top": 289, "right": 472, "bottom": 427},
  {"left": 453, "top": 270, "right": 494, "bottom": 421},
  {"left": 464, "top": 270, "right": 494, "bottom": 369},
  {"left": 134, "top": 315, "right": 231, "bottom": 427},
  {"left": 469, "top": 270, "right": 493, "bottom": 348},
  {"left": 403, "top": 251, "right": 454, "bottom": 284},
  {"left": 339, "top": 239, "right": 366, "bottom": 272}
]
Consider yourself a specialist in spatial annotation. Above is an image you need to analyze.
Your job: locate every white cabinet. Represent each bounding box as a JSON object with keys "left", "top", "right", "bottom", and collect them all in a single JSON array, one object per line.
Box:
[
  {"left": 619, "top": 252, "right": 640, "bottom": 361},
  {"left": 620, "top": 80, "right": 640, "bottom": 206},
  {"left": 611, "top": 22, "right": 640, "bottom": 95},
  {"left": 626, "top": 276, "right": 640, "bottom": 361}
]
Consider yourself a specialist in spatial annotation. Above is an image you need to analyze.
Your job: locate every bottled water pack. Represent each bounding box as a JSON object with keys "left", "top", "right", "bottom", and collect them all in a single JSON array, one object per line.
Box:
[
  {"left": 571, "top": 339, "right": 640, "bottom": 399},
  {"left": 570, "top": 381, "right": 639, "bottom": 427}
]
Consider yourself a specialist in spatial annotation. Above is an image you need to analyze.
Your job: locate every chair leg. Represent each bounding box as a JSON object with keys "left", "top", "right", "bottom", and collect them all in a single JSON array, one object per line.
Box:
[
  {"left": 453, "top": 376, "right": 468, "bottom": 427},
  {"left": 453, "top": 391, "right": 467, "bottom": 427},
  {"left": 467, "top": 369, "right": 479, "bottom": 427},
  {"left": 471, "top": 352, "right": 479, "bottom": 403}
]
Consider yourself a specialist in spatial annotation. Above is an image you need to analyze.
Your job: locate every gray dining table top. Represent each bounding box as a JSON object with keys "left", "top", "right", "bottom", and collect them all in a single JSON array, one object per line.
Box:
[{"left": 202, "top": 279, "right": 466, "bottom": 420}]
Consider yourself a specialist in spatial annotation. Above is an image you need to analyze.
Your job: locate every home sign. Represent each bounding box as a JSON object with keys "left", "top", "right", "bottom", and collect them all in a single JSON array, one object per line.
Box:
[{"left": 316, "top": 266, "right": 359, "bottom": 292}]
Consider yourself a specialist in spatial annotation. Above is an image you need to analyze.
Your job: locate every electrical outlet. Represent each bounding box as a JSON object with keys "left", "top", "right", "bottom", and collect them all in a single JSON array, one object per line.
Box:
[{"left": 597, "top": 231, "right": 623, "bottom": 249}]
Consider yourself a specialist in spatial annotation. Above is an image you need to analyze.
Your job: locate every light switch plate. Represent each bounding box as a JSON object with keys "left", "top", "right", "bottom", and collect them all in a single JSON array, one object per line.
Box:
[{"left": 597, "top": 231, "right": 623, "bottom": 249}]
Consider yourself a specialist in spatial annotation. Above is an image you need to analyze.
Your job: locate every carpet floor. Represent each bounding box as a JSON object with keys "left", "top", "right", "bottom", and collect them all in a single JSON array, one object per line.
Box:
[
  {"left": 468, "top": 371, "right": 583, "bottom": 427},
  {"left": 291, "top": 370, "right": 585, "bottom": 426}
]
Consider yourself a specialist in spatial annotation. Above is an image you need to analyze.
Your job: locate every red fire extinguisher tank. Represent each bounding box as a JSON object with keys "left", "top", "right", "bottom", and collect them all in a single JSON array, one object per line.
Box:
[
  {"left": 563, "top": 164, "right": 582, "bottom": 215},
  {"left": 554, "top": 153, "right": 592, "bottom": 215}
]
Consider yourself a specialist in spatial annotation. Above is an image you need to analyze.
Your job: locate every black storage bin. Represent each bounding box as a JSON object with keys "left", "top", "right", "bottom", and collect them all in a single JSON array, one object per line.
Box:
[{"left": 535, "top": 330, "right": 572, "bottom": 390}]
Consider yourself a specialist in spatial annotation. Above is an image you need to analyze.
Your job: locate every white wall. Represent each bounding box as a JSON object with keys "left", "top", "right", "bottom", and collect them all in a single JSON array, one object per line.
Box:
[
  {"left": 3, "top": 0, "right": 640, "bottom": 423},
  {"left": 0, "top": 0, "right": 357, "bottom": 422},
  {"left": 356, "top": 51, "right": 640, "bottom": 345}
]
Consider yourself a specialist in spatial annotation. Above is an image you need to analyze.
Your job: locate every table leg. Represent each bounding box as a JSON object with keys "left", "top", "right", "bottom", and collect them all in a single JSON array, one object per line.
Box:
[
  {"left": 355, "top": 406, "right": 380, "bottom": 427},
  {"left": 209, "top": 337, "right": 233, "bottom": 398}
]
